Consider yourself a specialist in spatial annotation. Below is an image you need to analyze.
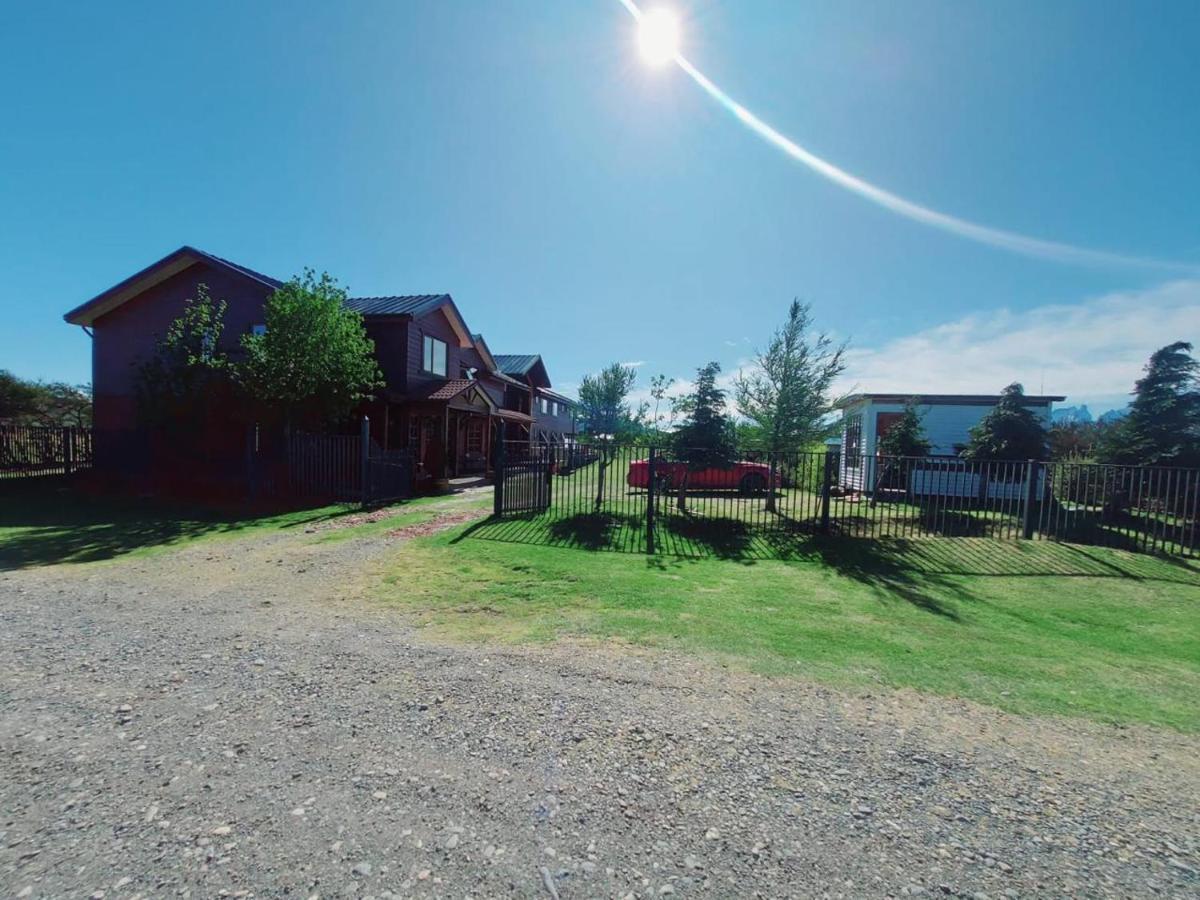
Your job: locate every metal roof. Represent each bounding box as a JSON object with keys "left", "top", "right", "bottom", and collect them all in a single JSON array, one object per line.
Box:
[
  {"left": 343, "top": 294, "right": 451, "bottom": 317},
  {"left": 493, "top": 354, "right": 542, "bottom": 376},
  {"left": 537, "top": 387, "right": 576, "bottom": 406},
  {"left": 192, "top": 248, "right": 283, "bottom": 290}
]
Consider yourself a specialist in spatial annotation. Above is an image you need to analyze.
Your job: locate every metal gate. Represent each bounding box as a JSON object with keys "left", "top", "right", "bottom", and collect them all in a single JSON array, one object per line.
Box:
[
  {"left": 496, "top": 444, "right": 553, "bottom": 513},
  {"left": 366, "top": 446, "right": 414, "bottom": 505}
]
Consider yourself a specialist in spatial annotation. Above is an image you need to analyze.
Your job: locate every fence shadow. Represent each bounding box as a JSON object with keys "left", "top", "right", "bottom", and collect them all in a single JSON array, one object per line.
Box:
[
  {"left": 0, "top": 479, "right": 358, "bottom": 571},
  {"left": 459, "top": 511, "right": 1200, "bottom": 588}
]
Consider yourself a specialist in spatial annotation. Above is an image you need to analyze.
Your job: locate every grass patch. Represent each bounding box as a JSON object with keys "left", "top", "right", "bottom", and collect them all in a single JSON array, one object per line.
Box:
[
  {"left": 383, "top": 521, "right": 1200, "bottom": 731},
  {"left": 0, "top": 478, "right": 488, "bottom": 569}
]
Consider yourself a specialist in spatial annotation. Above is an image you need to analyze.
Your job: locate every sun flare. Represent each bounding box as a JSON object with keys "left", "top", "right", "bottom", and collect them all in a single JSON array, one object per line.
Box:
[{"left": 637, "top": 7, "right": 681, "bottom": 66}]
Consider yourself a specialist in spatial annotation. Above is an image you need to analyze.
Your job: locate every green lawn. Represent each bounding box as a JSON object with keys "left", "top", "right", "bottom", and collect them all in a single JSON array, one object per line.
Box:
[
  {"left": 383, "top": 519, "right": 1200, "bottom": 732},
  {"left": 0, "top": 478, "right": 485, "bottom": 570}
]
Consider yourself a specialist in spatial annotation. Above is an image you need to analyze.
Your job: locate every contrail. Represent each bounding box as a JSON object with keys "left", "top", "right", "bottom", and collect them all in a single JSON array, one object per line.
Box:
[{"left": 618, "top": 0, "right": 1198, "bottom": 273}]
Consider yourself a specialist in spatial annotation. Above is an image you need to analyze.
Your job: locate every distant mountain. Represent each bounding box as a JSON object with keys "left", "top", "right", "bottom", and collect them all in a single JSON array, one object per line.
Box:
[
  {"left": 1052, "top": 405, "right": 1094, "bottom": 424},
  {"left": 1098, "top": 407, "right": 1130, "bottom": 425}
]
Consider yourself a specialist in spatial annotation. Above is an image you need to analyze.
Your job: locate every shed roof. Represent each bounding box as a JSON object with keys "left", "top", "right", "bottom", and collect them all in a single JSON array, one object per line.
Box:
[{"left": 835, "top": 392, "right": 1065, "bottom": 409}]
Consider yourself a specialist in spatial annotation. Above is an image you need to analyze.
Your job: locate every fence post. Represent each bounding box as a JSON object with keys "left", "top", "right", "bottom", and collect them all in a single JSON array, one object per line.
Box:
[
  {"left": 1021, "top": 458, "right": 1040, "bottom": 539},
  {"left": 494, "top": 438, "right": 506, "bottom": 516},
  {"left": 820, "top": 450, "right": 834, "bottom": 534},
  {"left": 646, "top": 446, "right": 656, "bottom": 555},
  {"left": 360, "top": 416, "right": 371, "bottom": 507},
  {"left": 62, "top": 427, "right": 74, "bottom": 477}
]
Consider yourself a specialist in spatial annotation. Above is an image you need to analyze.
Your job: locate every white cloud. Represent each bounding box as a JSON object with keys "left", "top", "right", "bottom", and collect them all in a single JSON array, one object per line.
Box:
[
  {"left": 620, "top": 360, "right": 647, "bottom": 368},
  {"left": 835, "top": 280, "right": 1200, "bottom": 413},
  {"left": 581, "top": 281, "right": 1200, "bottom": 419}
]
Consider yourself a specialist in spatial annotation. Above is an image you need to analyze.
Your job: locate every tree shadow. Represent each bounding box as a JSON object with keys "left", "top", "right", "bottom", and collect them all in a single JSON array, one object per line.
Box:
[
  {"left": 453, "top": 511, "right": 648, "bottom": 554},
  {"left": 0, "top": 478, "right": 359, "bottom": 571},
  {"left": 656, "top": 514, "right": 756, "bottom": 561},
  {"left": 453, "top": 507, "right": 1200, "bottom": 619}
]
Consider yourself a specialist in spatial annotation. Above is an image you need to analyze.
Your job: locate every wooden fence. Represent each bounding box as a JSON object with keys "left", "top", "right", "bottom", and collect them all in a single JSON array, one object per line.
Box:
[{"left": 0, "top": 426, "right": 93, "bottom": 479}]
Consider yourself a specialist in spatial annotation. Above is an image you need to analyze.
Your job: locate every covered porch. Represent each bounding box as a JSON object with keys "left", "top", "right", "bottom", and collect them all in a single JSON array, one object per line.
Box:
[{"left": 376, "top": 380, "right": 501, "bottom": 487}]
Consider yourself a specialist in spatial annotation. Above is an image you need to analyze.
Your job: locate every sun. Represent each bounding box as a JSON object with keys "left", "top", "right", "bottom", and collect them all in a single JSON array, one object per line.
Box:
[{"left": 637, "top": 7, "right": 681, "bottom": 66}]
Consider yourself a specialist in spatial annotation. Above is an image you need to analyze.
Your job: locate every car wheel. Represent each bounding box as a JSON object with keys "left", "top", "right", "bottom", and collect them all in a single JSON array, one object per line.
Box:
[{"left": 739, "top": 473, "right": 767, "bottom": 495}]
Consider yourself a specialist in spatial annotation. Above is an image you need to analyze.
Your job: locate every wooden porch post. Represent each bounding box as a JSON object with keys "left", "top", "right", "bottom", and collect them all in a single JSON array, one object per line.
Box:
[
  {"left": 484, "top": 415, "right": 493, "bottom": 475},
  {"left": 442, "top": 410, "right": 450, "bottom": 480}
]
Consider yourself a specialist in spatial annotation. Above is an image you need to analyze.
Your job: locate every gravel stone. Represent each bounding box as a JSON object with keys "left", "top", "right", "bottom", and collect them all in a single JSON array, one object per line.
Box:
[{"left": 1, "top": 493, "right": 1197, "bottom": 898}]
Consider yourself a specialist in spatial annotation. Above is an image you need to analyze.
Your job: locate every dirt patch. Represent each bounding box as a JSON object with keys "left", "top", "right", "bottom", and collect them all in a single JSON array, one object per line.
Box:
[{"left": 387, "top": 507, "right": 489, "bottom": 540}]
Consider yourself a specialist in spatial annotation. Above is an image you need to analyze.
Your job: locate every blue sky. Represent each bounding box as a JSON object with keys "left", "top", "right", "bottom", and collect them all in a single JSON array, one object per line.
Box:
[{"left": 2, "top": 0, "right": 1198, "bottom": 414}]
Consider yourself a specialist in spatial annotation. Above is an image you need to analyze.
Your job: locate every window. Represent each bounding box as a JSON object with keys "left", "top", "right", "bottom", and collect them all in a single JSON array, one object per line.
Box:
[
  {"left": 250, "top": 324, "right": 267, "bottom": 336},
  {"left": 422, "top": 335, "right": 447, "bottom": 376},
  {"left": 844, "top": 415, "right": 862, "bottom": 469},
  {"left": 550, "top": 401, "right": 558, "bottom": 417}
]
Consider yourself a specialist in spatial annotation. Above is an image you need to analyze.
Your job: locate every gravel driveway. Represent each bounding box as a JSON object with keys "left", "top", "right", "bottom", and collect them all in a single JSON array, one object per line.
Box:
[{"left": 2, "top": 501, "right": 1198, "bottom": 899}]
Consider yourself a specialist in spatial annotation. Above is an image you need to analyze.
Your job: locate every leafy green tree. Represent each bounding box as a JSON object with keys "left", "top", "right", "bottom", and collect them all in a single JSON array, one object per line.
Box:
[
  {"left": 0, "top": 370, "right": 41, "bottom": 422},
  {"left": 734, "top": 300, "right": 846, "bottom": 509},
  {"left": 134, "top": 284, "right": 232, "bottom": 434},
  {"left": 734, "top": 300, "right": 846, "bottom": 448},
  {"left": 1098, "top": 341, "right": 1200, "bottom": 467},
  {"left": 672, "top": 362, "right": 737, "bottom": 510},
  {"left": 962, "top": 383, "right": 1048, "bottom": 461},
  {"left": 577, "top": 362, "right": 642, "bottom": 511},
  {"left": 878, "top": 398, "right": 932, "bottom": 457},
  {"left": 240, "top": 270, "right": 383, "bottom": 430}
]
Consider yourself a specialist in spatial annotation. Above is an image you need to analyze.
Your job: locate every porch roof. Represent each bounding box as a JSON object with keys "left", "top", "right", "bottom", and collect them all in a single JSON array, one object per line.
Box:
[
  {"left": 388, "top": 379, "right": 496, "bottom": 411},
  {"left": 494, "top": 409, "right": 534, "bottom": 424}
]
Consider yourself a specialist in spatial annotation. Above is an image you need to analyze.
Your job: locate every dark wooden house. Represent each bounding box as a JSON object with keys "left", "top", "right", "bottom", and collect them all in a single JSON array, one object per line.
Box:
[{"left": 64, "top": 246, "right": 578, "bottom": 487}]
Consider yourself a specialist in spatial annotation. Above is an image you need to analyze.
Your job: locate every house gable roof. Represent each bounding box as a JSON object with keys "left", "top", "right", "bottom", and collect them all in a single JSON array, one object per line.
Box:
[
  {"left": 397, "top": 379, "right": 496, "bottom": 415},
  {"left": 344, "top": 295, "right": 450, "bottom": 317},
  {"left": 63, "top": 245, "right": 282, "bottom": 326},
  {"left": 470, "top": 333, "right": 499, "bottom": 373},
  {"left": 345, "top": 294, "right": 473, "bottom": 348},
  {"left": 494, "top": 353, "right": 551, "bottom": 388},
  {"left": 65, "top": 247, "right": 475, "bottom": 348}
]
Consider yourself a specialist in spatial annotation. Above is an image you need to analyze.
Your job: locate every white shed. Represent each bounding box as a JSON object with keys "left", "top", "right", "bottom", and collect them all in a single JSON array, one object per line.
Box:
[{"left": 834, "top": 393, "right": 1063, "bottom": 492}]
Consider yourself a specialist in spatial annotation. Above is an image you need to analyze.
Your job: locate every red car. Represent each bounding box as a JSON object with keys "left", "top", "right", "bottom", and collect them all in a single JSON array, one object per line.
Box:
[{"left": 627, "top": 459, "right": 780, "bottom": 493}]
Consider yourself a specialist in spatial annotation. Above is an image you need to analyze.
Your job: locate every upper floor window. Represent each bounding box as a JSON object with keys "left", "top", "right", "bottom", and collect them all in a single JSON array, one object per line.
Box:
[{"left": 422, "top": 334, "right": 447, "bottom": 376}]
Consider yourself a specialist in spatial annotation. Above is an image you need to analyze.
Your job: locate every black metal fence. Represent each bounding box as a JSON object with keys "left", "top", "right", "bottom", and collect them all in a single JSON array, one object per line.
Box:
[
  {"left": 0, "top": 426, "right": 93, "bottom": 479},
  {"left": 245, "top": 419, "right": 415, "bottom": 505},
  {"left": 493, "top": 442, "right": 1200, "bottom": 559},
  {"left": 65, "top": 418, "right": 412, "bottom": 507}
]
